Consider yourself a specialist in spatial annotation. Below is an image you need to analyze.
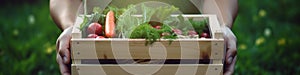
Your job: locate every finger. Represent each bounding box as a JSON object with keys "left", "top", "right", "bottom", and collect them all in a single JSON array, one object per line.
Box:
[
  {"left": 226, "top": 47, "right": 237, "bottom": 65},
  {"left": 224, "top": 55, "right": 237, "bottom": 75},
  {"left": 57, "top": 54, "right": 71, "bottom": 75},
  {"left": 58, "top": 36, "right": 71, "bottom": 64},
  {"left": 56, "top": 40, "right": 60, "bottom": 52},
  {"left": 58, "top": 33, "right": 72, "bottom": 64},
  {"left": 59, "top": 48, "right": 71, "bottom": 64},
  {"left": 58, "top": 35, "right": 71, "bottom": 52}
]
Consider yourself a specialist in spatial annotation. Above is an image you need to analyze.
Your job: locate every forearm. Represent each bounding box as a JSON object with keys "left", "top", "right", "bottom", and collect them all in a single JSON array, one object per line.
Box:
[
  {"left": 50, "top": 0, "right": 82, "bottom": 30},
  {"left": 201, "top": 0, "right": 238, "bottom": 28}
]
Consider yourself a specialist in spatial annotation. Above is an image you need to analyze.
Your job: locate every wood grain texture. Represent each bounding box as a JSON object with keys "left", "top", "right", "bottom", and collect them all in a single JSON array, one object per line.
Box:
[
  {"left": 72, "top": 64, "right": 223, "bottom": 75},
  {"left": 71, "top": 39, "right": 224, "bottom": 60}
]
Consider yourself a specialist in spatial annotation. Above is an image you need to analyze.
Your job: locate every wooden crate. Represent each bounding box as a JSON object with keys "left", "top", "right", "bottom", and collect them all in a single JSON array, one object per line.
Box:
[{"left": 71, "top": 15, "right": 224, "bottom": 75}]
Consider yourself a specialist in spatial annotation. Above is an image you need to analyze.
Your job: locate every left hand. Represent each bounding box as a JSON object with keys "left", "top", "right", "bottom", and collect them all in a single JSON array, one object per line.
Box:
[{"left": 223, "top": 27, "right": 237, "bottom": 75}]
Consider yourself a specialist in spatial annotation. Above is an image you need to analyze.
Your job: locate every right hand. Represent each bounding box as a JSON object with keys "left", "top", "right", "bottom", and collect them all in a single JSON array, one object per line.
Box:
[{"left": 56, "top": 26, "right": 73, "bottom": 75}]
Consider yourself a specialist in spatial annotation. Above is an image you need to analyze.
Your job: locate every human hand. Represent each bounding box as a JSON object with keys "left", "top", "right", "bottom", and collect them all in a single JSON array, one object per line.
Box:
[
  {"left": 223, "top": 27, "right": 237, "bottom": 75},
  {"left": 56, "top": 26, "right": 73, "bottom": 75}
]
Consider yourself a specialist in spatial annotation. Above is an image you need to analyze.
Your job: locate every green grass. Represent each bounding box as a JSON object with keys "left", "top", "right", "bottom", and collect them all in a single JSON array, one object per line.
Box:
[
  {"left": 233, "top": 0, "right": 300, "bottom": 74},
  {"left": 0, "top": 1, "right": 60, "bottom": 75}
]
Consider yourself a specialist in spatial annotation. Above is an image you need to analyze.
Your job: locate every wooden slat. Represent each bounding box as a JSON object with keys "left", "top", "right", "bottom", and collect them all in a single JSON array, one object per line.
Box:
[
  {"left": 71, "top": 40, "right": 105, "bottom": 59},
  {"left": 211, "top": 41, "right": 225, "bottom": 61},
  {"left": 71, "top": 39, "right": 224, "bottom": 59},
  {"left": 207, "top": 15, "right": 223, "bottom": 39},
  {"left": 72, "top": 16, "right": 83, "bottom": 39},
  {"left": 72, "top": 59, "right": 82, "bottom": 64},
  {"left": 78, "top": 59, "right": 218, "bottom": 64},
  {"left": 72, "top": 64, "right": 223, "bottom": 75}
]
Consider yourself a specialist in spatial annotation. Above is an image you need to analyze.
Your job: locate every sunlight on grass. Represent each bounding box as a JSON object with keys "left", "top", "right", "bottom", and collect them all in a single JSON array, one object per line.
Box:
[
  {"left": 28, "top": 14, "right": 35, "bottom": 25},
  {"left": 259, "top": 9, "right": 267, "bottom": 17},
  {"left": 277, "top": 38, "right": 286, "bottom": 46},
  {"left": 255, "top": 37, "right": 265, "bottom": 46}
]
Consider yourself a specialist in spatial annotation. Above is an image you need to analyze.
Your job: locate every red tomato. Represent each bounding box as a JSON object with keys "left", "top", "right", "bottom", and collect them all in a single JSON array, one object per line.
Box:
[{"left": 87, "top": 23, "right": 102, "bottom": 35}]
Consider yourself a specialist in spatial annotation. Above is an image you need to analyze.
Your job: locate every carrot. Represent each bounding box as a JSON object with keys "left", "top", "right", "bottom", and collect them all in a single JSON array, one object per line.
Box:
[{"left": 105, "top": 10, "right": 115, "bottom": 38}]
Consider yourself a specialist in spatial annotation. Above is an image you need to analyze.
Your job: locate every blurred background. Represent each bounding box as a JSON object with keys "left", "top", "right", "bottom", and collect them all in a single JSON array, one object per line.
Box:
[{"left": 0, "top": 0, "right": 299, "bottom": 75}]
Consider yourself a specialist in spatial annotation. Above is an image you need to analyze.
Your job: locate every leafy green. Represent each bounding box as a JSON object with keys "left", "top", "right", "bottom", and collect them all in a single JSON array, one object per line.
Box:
[
  {"left": 103, "top": 6, "right": 126, "bottom": 19},
  {"left": 141, "top": 4, "right": 156, "bottom": 23},
  {"left": 159, "top": 24, "right": 178, "bottom": 45},
  {"left": 172, "top": 14, "right": 208, "bottom": 36},
  {"left": 130, "top": 23, "right": 176, "bottom": 45},
  {"left": 153, "top": 5, "right": 179, "bottom": 22},
  {"left": 130, "top": 23, "right": 160, "bottom": 45},
  {"left": 126, "top": 4, "right": 179, "bottom": 45},
  {"left": 160, "top": 25, "right": 177, "bottom": 38},
  {"left": 189, "top": 18, "right": 208, "bottom": 35},
  {"left": 115, "top": 5, "right": 141, "bottom": 38}
]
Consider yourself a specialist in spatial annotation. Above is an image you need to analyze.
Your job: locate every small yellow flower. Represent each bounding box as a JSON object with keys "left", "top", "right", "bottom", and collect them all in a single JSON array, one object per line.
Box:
[
  {"left": 259, "top": 9, "right": 267, "bottom": 17},
  {"left": 239, "top": 44, "right": 247, "bottom": 50},
  {"left": 255, "top": 37, "right": 265, "bottom": 46},
  {"left": 46, "top": 47, "right": 52, "bottom": 54},
  {"left": 278, "top": 38, "right": 286, "bottom": 46},
  {"left": 44, "top": 43, "right": 55, "bottom": 54}
]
